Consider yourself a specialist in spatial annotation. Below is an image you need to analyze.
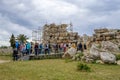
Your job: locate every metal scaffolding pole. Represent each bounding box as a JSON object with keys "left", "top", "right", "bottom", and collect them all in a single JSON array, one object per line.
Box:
[{"left": 32, "top": 26, "right": 43, "bottom": 43}]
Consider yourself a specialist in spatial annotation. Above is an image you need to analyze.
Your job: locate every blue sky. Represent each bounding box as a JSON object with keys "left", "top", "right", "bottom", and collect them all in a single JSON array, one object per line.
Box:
[{"left": 0, "top": 0, "right": 120, "bottom": 46}]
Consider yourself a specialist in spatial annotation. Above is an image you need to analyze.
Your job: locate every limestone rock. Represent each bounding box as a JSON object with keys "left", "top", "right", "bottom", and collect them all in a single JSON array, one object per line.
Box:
[
  {"left": 62, "top": 47, "right": 77, "bottom": 58},
  {"left": 101, "top": 41, "right": 120, "bottom": 53},
  {"left": 81, "top": 55, "right": 94, "bottom": 63},
  {"left": 96, "top": 60, "right": 104, "bottom": 64},
  {"left": 100, "top": 52, "right": 116, "bottom": 64},
  {"left": 66, "top": 47, "right": 77, "bottom": 57},
  {"left": 90, "top": 44, "right": 100, "bottom": 59}
]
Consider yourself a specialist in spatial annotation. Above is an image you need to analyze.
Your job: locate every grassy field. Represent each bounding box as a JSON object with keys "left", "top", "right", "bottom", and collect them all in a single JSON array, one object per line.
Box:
[
  {"left": 0, "top": 55, "right": 12, "bottom": 60},
  {"left": 0, "top": 58, "right": 120, "bottom": 80}
]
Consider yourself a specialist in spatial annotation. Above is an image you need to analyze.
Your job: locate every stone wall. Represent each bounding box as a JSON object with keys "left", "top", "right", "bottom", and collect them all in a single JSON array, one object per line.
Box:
[
  {"left": 0, "top": 47, "right": 12, "bottom": 55},
  {"left": 92, "top": 28, "right": 120, "bottom": 42},
  {"left": 42, "top": 23, "right": 79, "bottom": 43},
  {"left": 79, "top": 28, "right": 120, "bottom": 49}
]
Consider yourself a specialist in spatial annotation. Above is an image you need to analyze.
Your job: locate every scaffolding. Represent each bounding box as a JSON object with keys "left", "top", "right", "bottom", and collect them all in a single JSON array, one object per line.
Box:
[
  {"left": 69, "top": 22, "right": 73, "bottom": 32},
  {"left": 32, "top": 26, "right": 43, "bottom": 43}
]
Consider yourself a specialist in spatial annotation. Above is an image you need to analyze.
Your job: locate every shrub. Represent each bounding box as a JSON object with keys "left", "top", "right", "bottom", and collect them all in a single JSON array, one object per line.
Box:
[
  {"left": 77, "top": 63, "right": 91, "bottom": 72},
  {"left": 0, "top": 46, "right": 8, "bottom": 49},
  {"left": 119, "top": 46, "right": 120, "bottom": 50},
  {"left": 118, "top": 30, "right": 120, "bottom": 32},
  {"left": 116, "top": 54, "right": 120, "bottom": 60},
  {"left": 75, "top": 52, "right": 83, "bottom": 60}
]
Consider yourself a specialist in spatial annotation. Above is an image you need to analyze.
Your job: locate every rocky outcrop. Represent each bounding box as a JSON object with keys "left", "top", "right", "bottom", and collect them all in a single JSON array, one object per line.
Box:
[
  {"left": 100, "top": 52, "right": 116, "bottom": 64},
  {"left": 82, "top": 41, "right": 119, "bottom": 64},
  {"left": 93, "top": 28, "right": 120, "bottom": 42},
  {"left": 89, "top": 44, "right": 100, "bottom": 59},
  {"left": 101, "top": 41, "right": 120, "bottom": 54}
]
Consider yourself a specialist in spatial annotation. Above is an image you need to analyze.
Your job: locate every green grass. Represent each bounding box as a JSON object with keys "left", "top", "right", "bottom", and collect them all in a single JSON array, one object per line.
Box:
[
  {"left": 0, "top": 59, "right": 120, "bottom": 80},
  {"left": 0, "top": 54, "right": 12, "bottom": 60}
]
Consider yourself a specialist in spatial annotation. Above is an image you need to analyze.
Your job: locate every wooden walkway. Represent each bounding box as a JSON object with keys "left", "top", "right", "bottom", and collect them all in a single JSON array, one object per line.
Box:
[{"left": 29, "top": 53, "right": 64, "bottom": 60}]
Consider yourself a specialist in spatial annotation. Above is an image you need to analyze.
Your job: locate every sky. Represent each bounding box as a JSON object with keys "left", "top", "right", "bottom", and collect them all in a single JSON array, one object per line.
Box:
[{"left": 0, "top": 0, "right": 120, "bottom": 46}]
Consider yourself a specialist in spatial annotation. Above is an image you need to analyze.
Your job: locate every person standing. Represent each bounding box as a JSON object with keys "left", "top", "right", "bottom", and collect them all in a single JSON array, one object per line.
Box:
[
  {"left": 63, "top": 43, "right": 66, "bottom": 52},
  {"left": 34, "top": 43, "right": 38, "bottom": 56},
  {"left": 55, "top": 43, "right": 59, "bottom": 53},
  {"left": 44, "top": 43, "right": 50, "bottom": 54},
  {"left": 15, "top": 41, "right": 19, "bottom": 50},
  {"left": 39, "top": 43, "right": 43, "bottom": 54},
  {"left": 13, "top": 48, "right": 18, "bottom": 61},
  {"left": 26, "top": 42, "right": 31, "bottom": 55},
  {"left": 84, "top": 43, "right": 87, "bottom": 50},
  {"left": 77, "top": 42, "right": 83, "bottom": 52}
]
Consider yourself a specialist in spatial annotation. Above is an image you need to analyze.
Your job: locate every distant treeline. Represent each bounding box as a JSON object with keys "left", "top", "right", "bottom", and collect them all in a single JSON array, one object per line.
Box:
[{"left": 0, "top": 46, "right": 10, "bottom": 49}]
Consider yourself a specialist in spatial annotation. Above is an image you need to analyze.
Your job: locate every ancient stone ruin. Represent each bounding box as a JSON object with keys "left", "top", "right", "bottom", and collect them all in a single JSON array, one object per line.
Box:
[
  {"left": 42, "top": 23, "right": 79, "bottom": 43},
  {"left": 63, "top": 28, "right": 120, "bottom": 64},
  {"left": 92, "top": 28, "right": 120, "bottom": 43}
]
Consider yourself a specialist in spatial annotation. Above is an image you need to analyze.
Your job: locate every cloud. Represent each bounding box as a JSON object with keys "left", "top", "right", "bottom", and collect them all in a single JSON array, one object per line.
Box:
[
  {"left": 0, "top": 0, "right": 120, "bottom": 46},
  {"left": 0, "top": 13, "right": 31, "bottom": 46}
]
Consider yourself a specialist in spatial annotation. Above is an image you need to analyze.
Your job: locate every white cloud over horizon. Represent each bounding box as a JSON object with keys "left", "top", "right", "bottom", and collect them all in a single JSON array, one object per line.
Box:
[{"left": 0, "top": 0, "right": 120, "bottom": 46}]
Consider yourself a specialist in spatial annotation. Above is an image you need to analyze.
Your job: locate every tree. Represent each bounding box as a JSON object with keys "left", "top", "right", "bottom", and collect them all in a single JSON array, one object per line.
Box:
[
  {"left": 9, "top": 34, "right": 16, "bottom": 48},
  {"left": 17, "top": 34, "right": 29, "bottom": 43}
]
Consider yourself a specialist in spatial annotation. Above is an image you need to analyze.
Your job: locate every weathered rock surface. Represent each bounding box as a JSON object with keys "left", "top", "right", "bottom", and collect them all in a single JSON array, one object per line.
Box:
[
  {"left": 62, "top": 47, "right": 77, "bottom": 58},
  {"left": 90, "top": 44, "right": 100, "bottom": 59},
  {"left": 83, "top": 42, "right": 117, "bottom": 64},
  {"left": 96, "top": 60, "right": 104, "bottom": 64},
  {"left": 101, "top": 41, "right": 120, "bottom": 54},
  {"left": 100, "top": 52, "right": 116, "bottom": 64}
]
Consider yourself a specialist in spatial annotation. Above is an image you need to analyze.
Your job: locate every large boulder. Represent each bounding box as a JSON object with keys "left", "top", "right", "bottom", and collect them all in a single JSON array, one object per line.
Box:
[
  {"left": 101, "top": 41, "right": 120, "bottom": 54},
  {"left": 81, "top": 44, "right": 100, "bottom": 62},
  {"left": 89, "top": 44, "right": 100, "bottom": 59},
  {"left": 100, "top": 52, "right": 116, "bottom": 64},
  {"left": 84, "top": 43, "right": 117, "bottom": 64},
  {"left": 62, "top": 47, "right": 77, "bottom": 59}
]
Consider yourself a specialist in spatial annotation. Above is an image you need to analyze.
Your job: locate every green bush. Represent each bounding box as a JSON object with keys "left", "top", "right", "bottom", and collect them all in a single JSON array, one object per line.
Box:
[
  {"left": 0, "top": 46, "right": 8, "bottom": 49},
  {"left": 117, "top": 30, "right": 120, "bottom": 32},
  {"left": 77, "top": 63, "right": 91, "bottom": 72},
  {"left": 75, "top": 52, "right": 83, "bottom": 60},
  {"left": 116, "top": 54, "right": 120, "bottom": 60},
  {"left": 119, "top": 46, "right": 120, "bottom": 50}
]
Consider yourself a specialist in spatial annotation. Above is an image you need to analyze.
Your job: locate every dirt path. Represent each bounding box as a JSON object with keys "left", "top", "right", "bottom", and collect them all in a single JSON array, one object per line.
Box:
[{"left": 0, "top": 60, "right": 10, "bottom": 64}]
